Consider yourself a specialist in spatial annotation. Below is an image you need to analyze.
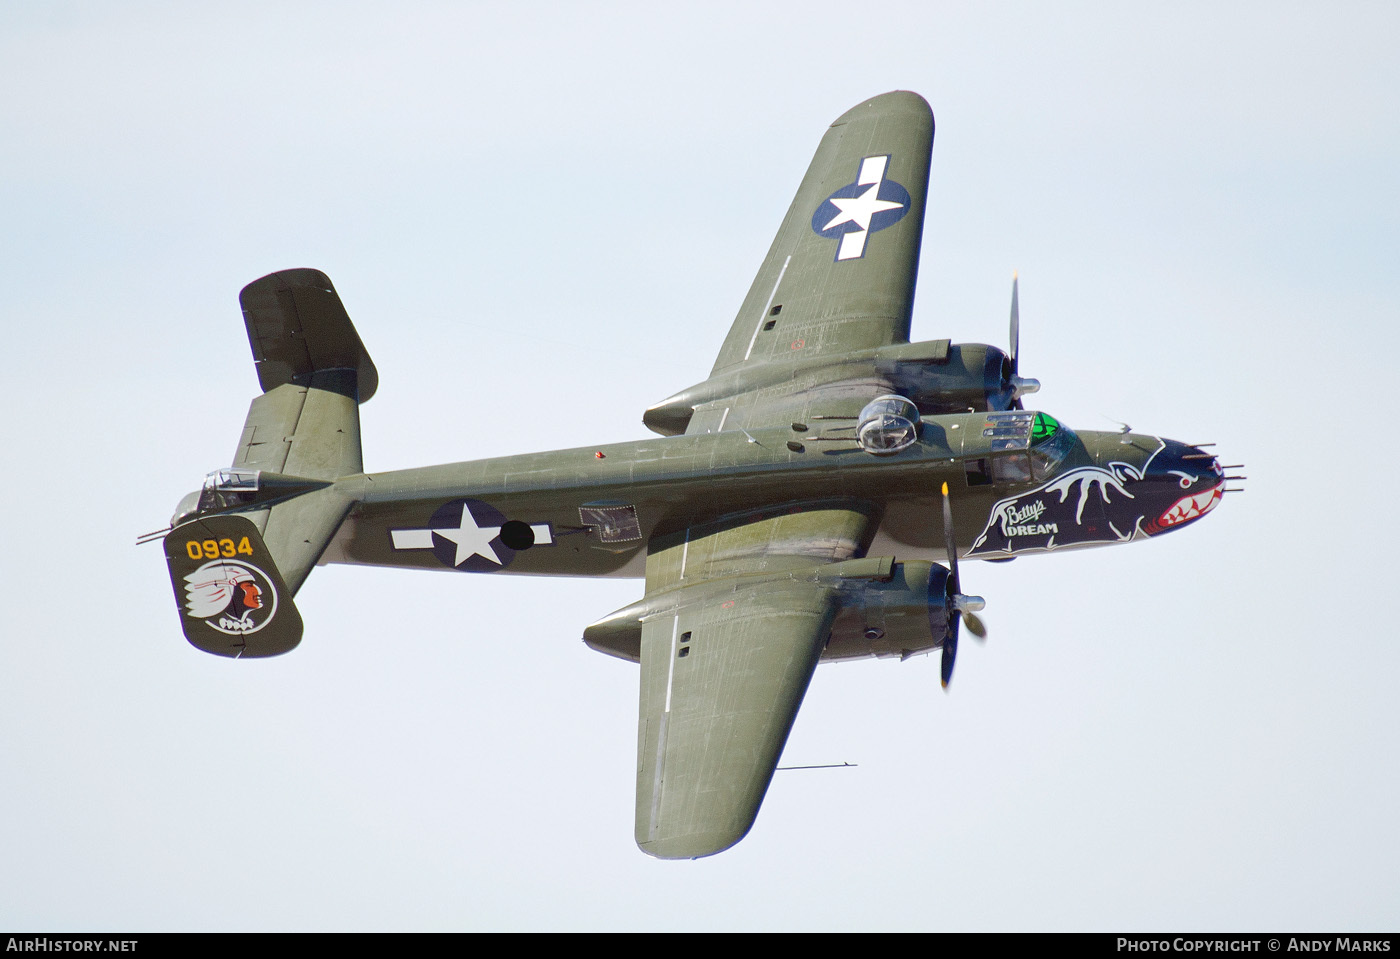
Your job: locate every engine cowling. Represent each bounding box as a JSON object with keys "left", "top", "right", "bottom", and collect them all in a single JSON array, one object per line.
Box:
[
  {"left": 895, "top": 343, "right": 1019, "bottom": 414},
  {"left": 823, "top": 560, "right": 957, "bottom": 662}
]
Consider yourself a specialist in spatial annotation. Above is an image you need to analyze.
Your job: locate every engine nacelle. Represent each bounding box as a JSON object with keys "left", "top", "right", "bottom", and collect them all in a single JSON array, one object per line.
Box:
[
  {"left": 643, "top": 340, "right": 1024, "bottom": 437},
  {"left": 583, "top": 557, "right": 958, "bottom": 665},
  {"left": 892, "top": 343, "right": 1018, "bottom": 415},
  {"left": 823, "top": 560, "right": 956, "bottom": 662}
]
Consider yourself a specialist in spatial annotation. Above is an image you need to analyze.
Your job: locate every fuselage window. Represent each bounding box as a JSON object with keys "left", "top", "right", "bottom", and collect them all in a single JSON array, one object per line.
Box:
[
  {"left": 992, "top": 453, "right": 1031, "bottom": 485},
  {"left": 965, "top": 458, "right": 992, "bottom": 486}
]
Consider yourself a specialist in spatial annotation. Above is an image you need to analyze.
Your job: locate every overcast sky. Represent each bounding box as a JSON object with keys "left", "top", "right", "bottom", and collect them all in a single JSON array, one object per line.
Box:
[{"left": 3, "top": 1, "right": 1398, "bottom": 931}]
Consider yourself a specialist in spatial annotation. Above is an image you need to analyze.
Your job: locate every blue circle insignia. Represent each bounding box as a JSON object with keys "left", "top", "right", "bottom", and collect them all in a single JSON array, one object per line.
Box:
[{"left": 428, "top": 498, "right": 517, "bottom": 572}]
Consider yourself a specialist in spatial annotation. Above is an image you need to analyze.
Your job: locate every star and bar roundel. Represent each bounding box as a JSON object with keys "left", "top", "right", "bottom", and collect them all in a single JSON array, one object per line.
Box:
[
  {"left": 810, "top": 155, "right": 910, "bottom": 261},
  {"left": 389, "top": 498, "right": 553, "bottom": 572}
]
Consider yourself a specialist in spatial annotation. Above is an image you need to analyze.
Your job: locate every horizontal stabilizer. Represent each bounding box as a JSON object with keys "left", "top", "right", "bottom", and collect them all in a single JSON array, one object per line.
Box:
[{"left": 164, "top": 514, "right": 303, "bottom": 658}]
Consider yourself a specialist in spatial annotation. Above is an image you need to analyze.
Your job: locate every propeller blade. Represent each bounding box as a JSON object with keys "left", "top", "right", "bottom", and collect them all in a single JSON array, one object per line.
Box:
[
  {"left": 1009, "top": 272, "right": 1020, "bottom": 375},
  {"left": 939, "top": 482, "right": 987, "bottom": 688},
  {"left": 941, "top": 628, "right": 958, "bottom": 688},
  {"left": 940, "top": 481, "right": 961, "bottom": 590},
  {"left": 1006, "top": 273, "right": 1039, "bottom": 408},
  {"left": 940, "top": 482, "right": 961, "bottom": 689}
]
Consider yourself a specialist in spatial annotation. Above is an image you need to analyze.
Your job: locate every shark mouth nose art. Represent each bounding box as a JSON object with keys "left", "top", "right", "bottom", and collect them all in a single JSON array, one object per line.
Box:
[{"left": 1148, "top": 485, "right": 1223, "bottom": 533}]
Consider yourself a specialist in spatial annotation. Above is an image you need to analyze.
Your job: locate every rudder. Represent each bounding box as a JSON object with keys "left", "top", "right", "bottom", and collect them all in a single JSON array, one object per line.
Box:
[{"left": 164, "top": 514, "right": 303, "bottom": 657}]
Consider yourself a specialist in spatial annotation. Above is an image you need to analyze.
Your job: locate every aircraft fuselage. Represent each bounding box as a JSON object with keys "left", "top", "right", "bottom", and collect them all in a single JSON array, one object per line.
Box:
[{"left": 320, "top": 413, "right": 1224, "bottom": 588}]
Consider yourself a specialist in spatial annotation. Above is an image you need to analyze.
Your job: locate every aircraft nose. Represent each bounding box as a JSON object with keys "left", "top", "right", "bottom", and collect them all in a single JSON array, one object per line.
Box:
[
  {"left": 1150, "top": 439, "right": 1223, "bottom": 483},
  {"left": 1141, "top": 439, "right": 1228, "bottom": 535}
]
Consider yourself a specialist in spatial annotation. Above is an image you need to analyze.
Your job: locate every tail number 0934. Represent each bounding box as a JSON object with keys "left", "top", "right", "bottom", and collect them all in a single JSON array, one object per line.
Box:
[{"left": 185, "top": 538, "right": 255, "bottom": 561}]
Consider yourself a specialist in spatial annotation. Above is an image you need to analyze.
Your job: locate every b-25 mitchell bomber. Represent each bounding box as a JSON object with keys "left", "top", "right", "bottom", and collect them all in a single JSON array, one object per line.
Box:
[{"left": 152, "top": 91, "right": 1238, "bottom": 859}]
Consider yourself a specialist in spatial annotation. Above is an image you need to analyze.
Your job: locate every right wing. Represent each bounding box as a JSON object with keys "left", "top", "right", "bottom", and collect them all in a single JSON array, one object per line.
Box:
[{"left": 634, "top": 581, "right": 838, "bottom": 859}]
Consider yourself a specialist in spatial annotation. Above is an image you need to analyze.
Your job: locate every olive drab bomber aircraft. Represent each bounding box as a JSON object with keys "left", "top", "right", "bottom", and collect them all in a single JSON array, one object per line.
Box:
[{"left": 150, "top": 91, "right": 1240, "bottom": 859}]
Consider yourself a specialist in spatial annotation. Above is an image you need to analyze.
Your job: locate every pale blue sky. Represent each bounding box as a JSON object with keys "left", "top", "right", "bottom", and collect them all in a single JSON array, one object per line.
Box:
[{"left": 3, "top": 1, "right": 1398, "bottom": 930}]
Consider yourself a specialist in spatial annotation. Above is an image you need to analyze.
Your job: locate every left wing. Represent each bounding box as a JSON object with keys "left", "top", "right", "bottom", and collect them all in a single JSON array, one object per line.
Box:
[
  {"left": 706, "top": 91, "right": 933, "bottom": 379},
  {"left": 592, "top": 505, "right": 874, "bottom": 858},
  {"left": 635, "top": 582, "right": 837, "bottom": 859}
]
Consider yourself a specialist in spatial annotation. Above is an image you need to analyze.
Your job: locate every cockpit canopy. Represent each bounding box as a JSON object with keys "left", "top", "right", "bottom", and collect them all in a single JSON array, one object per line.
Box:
[
  {"left": 857, "top": 394, "right": 920, "bottom": 454},
  {"left": 197, "top": 467, "right": 261, "bottom": 513},
  {"left": 982, "top": 410, "right": 1078, "bottom": 480}
]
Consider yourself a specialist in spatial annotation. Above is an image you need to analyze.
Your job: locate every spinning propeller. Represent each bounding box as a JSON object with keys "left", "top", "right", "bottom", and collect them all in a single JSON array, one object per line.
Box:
[{"left": 939, "top": 481, "right": 986, "bottom": 689}]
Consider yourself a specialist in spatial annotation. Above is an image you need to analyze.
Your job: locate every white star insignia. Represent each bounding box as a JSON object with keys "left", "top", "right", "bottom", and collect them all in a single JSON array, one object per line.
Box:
[
  {"left": 389, "top": 507, "right": 554, "bottom": 567},
  {"left": 821, "top": 183, "right": 904, "bottom": 235},
  {"left": 433, "top": 504, "right": 503, "bottom": 566}
]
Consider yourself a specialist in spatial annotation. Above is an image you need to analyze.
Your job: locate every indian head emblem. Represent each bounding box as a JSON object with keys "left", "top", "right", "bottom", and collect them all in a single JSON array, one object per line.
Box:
[{"left": 183, "top": 561, "right": 280, "bottom": 635}]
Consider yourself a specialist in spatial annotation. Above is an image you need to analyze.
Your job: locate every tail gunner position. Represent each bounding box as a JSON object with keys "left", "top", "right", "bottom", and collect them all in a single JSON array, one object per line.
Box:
[{"left": 149, "top": 92, "right": 1238, "bottom": 859}]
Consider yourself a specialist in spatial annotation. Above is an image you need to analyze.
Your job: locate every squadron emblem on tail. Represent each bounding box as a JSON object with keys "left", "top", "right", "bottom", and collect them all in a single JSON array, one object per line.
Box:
[
  {"left": 162, "top": 513, "right": 303, "bottom": 657},
  {"left": 183, "top": 561, "right": 279, "bottom": 635}
]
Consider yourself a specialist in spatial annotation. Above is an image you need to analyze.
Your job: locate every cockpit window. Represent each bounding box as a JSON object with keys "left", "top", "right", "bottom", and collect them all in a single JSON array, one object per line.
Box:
[
  {"left": 1031, "top": 412, "right": 1060, "bottom": 442},
  {"left": 982, "top": 410, "right": 1033, "bottom": 451},
  {"left": 981, "top": 410, "right": 1078, "bottom": 482},
  {"left": 197, "top": 467, "right": 261, "bottom": 512},
  {"left": 1029, "top": 412, "right": 1077, "bottom": 478}
]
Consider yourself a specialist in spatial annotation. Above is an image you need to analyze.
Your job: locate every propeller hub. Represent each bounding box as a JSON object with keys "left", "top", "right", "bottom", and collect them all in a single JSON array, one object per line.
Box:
[
  {"left": 952, "top": 593, "right": 985, "bottom": 614},
  {"left": 1010, "top": 376, "right": 1040, "bottom": 399}
]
